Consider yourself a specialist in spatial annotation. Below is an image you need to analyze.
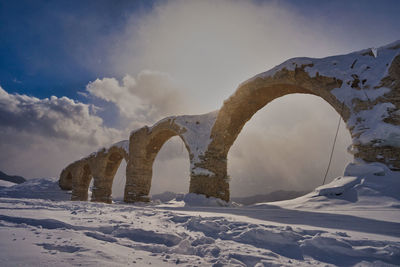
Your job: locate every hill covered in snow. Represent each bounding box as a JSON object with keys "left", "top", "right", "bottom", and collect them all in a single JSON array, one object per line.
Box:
[{"left": 0, "top": 171, "right": 26, "bottom": 185}]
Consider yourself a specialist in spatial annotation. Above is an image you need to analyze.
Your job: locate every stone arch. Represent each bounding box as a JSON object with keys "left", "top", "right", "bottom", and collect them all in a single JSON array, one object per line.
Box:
[
  {"left": 190, "top": 68, "right": 348, "bottom": 201},
  {"left": 60, "top": 159, "right": 93, "bottom": 201},
  {"left": 90, "top": 144, "right": 128, "bottom": 203},
  {"left": 191, "top": 47, "right": 400, "bottom": 201},
  {"left": 59, "top": 168, "right": 73, "bottom": 190},
  {"left": 124, "top": 117, "right": 191, "bottom": 202},
  {"left": 59, "top": 142, "right": 128, "bottom": 203},
  {"left": 73, "top": 163, "right": 92, "bottom": 201}
]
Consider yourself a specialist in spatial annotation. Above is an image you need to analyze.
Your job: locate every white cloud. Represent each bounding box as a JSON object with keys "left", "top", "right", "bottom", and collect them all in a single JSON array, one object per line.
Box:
[
  {"left": 0, "top": 86, "right": 126, "bottom": 179},
  {"left": 87, "top": 76, "right": 143, "bottom": 118},
  {"left": 86, "top": 70, "right": 188, "bottom": 126}
]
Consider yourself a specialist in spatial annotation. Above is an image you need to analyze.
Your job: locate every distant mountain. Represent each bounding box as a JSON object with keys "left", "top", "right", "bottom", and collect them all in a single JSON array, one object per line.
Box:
[
  {"left": 0, "top": 171, "right": 26, "bottom": 184},
  {"left": 151, "top": 190, "right": 308, "bottom": 205},
  {"left": 231, "top": 190, "right": 309, "bottom": 205}
]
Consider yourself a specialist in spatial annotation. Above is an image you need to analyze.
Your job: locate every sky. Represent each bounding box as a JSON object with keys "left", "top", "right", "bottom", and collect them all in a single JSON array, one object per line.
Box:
[{"left": 0, "top": 0, "right": 399, "bottom": 198}]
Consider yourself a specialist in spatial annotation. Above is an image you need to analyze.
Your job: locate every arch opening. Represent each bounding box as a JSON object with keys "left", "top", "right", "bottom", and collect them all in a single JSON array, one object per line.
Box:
[
  {"left": 150, "top": 136, "right": 190, "bottom": 202},
  {"left": 146, "top": 129, "right": 184, "bottom": 163},
  {"left": 195, "top": 72, "right": 352, "bottom": 201},
  {"left": 228, "top": 94, "right": 353, "bottom": 202},
  {"left": 112, "top": 159, "right": 127, "bottom": 201},
  {"left": 125, "top": 122, "right": 192, "bottom": 203},
  {"left": 91, "top": 149, "right": 127, "bottom": 203}
]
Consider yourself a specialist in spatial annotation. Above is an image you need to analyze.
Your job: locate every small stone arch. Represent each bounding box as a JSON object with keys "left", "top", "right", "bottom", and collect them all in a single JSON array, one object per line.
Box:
[
  {"left": 90, "top": 144, "right": 128, "bottom": 203},
  {"left": 59, "top": 168, "right": 73, "bottom": 190},
  {"left": 60, "top": 159, "right": 93, "bottom": 201},
  {"left": 124, "top": 117, "right": 191, "bottom": 202},
  {"left": 59, "top": 142, "right": 128, "bottom": 203}
]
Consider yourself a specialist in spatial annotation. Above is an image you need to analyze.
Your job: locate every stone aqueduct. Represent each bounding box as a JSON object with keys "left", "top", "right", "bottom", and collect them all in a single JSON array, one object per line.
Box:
[{"left": 60, "top": 42, "right": 400, "bottom": 203}]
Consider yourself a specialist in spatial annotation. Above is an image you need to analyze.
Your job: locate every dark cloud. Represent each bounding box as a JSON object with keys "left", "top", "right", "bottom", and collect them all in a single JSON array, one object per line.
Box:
[{"left": 0, "top": 85, "right": 126, "bottom": 179}]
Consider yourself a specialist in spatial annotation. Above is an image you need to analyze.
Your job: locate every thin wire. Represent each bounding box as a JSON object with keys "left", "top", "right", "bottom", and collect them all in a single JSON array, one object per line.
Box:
[{"left": 322, "top": 102, "right": 345, "bottom": 185}]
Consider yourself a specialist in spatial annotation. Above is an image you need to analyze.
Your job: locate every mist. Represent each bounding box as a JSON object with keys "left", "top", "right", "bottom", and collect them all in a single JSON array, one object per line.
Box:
[
  {"left": 106, "top": 0, "right": 358, "bottom": 197},
  {"left": 228, "top": 94, "right": 353, "bottom": 197},
  {"left": 110, "top": 0, "right": 350, "bottom": 113}
]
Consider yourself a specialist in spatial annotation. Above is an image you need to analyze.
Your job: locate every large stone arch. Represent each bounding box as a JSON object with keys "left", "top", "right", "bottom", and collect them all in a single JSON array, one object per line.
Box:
[{"left": 190, "top": 44, "right": 400, "bottom": 201}]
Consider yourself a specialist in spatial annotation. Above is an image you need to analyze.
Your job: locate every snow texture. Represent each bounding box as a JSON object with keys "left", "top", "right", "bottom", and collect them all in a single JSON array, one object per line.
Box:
[
  {"left": 111, "top": 140, "right": 129, "bottom": 154},
  {"left": 174, "top": 111, "right": 219, "bottom": 175},
  {"left": 1, "top": 162, "right": 399, "bottom": 266}
]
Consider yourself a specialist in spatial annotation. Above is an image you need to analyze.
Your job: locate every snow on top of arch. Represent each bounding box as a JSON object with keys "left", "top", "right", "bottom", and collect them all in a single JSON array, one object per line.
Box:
[
  {"left": 174, "top": 110, "right": 219, "bottom": 176},
  {"left": 240, "top": 40, "right": 400, "bottom": 147},
  {"left": 135, "top": 111, "right": 219, "bottom": 176},
  {"left": 144, "top": 110, "right": 219, "bottom": 166},
  {"left": 111, "top": 140, "right": 129, "bottom": 154},
  {"left": 250, "top": 40, "right": 400, "bottom": 87},
  {"left": 87, "top": 139, "right": 129, "bottom": 159}
]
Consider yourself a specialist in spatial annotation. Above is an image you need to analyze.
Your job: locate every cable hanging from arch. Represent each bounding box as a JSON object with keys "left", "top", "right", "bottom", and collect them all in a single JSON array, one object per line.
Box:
[{"left": 322, "top": 101, "right": 346, "bottom": 185}]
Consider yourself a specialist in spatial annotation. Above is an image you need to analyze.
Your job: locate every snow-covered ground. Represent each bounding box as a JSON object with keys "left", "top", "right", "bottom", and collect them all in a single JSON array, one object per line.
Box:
[{"left": 0, "top": 162, "right": 399, "bottom": 266}]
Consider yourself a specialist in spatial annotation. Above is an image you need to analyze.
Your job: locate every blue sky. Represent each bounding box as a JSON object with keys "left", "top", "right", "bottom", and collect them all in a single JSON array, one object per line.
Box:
[
  {"left": 0, "top": 0, "right": 153, "bottom": 98},
  {"left": 0, "top": 0, "right": 399, "bottom": 196}
]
